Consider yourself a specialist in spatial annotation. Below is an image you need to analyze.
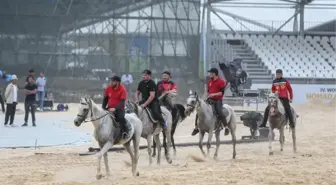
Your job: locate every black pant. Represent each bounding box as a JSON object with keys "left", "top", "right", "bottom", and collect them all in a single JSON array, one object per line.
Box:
[
  {"left": 145, "top": 100, "right": 165, "bottom": 126},
  {"left": 114, "top": 109, "right": 127, "bottom": 133},
  {"left": 24, "top": 101, "right": 36, "bottom": 123},
  {"left": 213, "top": 99, "right": 228, "bottom": 126},
  {"left": 4, "top": 102, "right": 17, "bottom": 125},
  {"left": 194, "top": 99, "right": 228, "bottom": 128},
  {"left": 0, "top": 94, "right": 5, "bottom": 113},
  {"left": 262, "top": 97, "right": 294, "bottom": 125}
]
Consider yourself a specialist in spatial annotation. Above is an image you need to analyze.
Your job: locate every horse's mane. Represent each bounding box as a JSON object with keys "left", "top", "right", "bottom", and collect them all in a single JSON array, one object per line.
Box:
[{"left": 175, "top": 103, "right": 187, "bottom": 121}]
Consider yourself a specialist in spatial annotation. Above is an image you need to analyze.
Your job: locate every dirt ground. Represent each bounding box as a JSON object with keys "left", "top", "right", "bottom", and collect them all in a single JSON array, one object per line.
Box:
[{"left": 0, "top": 102, "right": 335, "bottom": 185}]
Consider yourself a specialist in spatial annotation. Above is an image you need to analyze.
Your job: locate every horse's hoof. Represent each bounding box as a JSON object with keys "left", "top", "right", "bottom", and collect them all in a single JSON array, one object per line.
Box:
[
  {"left": 152, "top": 153, "right": 156, "bottom": 157},
  {"left": 280, "top": 149, "right": 283, "bottom": 152},
  {"left": 136, "top": 172, "right": 140, "bottom": 176},
  {"left": 96, "top": 174, "right": 103, "bottom": 180},
  {"left": 213, "top": 155, "right": 218, "bottom": 160},
  {"left": 167, "top": 158, "right": 172, "bottom": 164},
  {"left": 269, "top": 151, "right": 274, "bottom": 156}
]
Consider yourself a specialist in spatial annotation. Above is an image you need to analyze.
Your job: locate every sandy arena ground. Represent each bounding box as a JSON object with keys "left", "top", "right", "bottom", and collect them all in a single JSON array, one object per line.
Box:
[{"left": 0, "top": 102, "right": 335, "bottom": 185}]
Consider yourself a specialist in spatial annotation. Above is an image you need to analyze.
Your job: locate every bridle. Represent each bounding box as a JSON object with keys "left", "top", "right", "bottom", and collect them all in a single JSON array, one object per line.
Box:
[{"left": 77, "top": 99, "right": 109, "bottom": 123}]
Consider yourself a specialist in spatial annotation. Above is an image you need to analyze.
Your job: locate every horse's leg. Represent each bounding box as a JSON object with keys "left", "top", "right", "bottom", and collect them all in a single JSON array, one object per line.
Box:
[
  {"left": 292, "top": 127, "right": 297, "bottom": 153},
  {"left": 96, "top": 141, "right": 112, "bottom": 180},
  {"left": 199, "top": 131, "right": 206, "bottom": 157},
  {"left": 162, "top": 131, "right": 167, "bottom": 156},
  {"left": 164, "top": 127, "right": 173, "bottom": 164},
  {"left": 147, "top": 135, "right": 153, "bottom": 165},
  {"left": 171, "top": 124, "right": 177, "bottom": 156},
  {"left": 132, "top": 133, "right": 141, "bottom": 176},
  {"left": 229, "top": 122, "right": 237, "bottom": 159},
  {"left": 123, "top": 141, "right": 136, "bottom": 176},
  {"left": 268, "top": 126, "right": 274, "bottom": 156},
  {"left": 152, "top": 138, "right": 156, "bottom": 157},
  {"left": 153, "top": 134, "right": 161, "bottom": 165},
  {"left": 103, "top": 153, "right": 110, "bottom": 177},
  {"left": 279, "top": 126, "right": 285, "bottom": 152},
  {"left": 214, "top": 130, "right": 221, "bottom": 160},
  {"left": 206, "top": 128, "right": 214, "bottom": 157}
]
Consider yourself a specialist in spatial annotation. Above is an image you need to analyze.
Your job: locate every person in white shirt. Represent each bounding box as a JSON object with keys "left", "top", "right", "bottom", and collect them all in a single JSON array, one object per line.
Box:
[
  {"left": 121, "top": 73, "right": 133, "bottom": 95},
  {"left": 36, "top": 72, "right": 47, "bottom": 110},
  {"left": 4, "top": 75, "right": 18, "bottom": 126}
]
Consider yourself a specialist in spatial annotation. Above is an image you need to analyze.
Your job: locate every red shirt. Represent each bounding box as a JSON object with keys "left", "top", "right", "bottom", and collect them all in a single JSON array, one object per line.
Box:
[
  {"left": 271, "top": 78, "right": 293, "bottom": 100},
  {"left": 208, "top": 77, "right": 226, "bottom": 100},
  {"left": 157, "top": 80, "right": 177, "bottom": 95},
  {"left": 104, "top": 84, "right": 127, "bottom": 109}
]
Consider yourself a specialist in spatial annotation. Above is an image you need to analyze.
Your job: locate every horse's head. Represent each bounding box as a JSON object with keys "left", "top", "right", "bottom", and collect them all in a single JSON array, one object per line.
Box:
[
  {"left": 125, "top": 100, "right": 140, "bottom": 116},
  {"left": 268, "top": 92, "right": 280, "bottom": 116},
  {"left": 185, "top": 91, "right": 200, "bottom": 115},
  {"left": 159, "top": 90, "right": 177, "bottom": 106},
  {"left": 74, "top": 97, "right": 93, "bottom": 127}
]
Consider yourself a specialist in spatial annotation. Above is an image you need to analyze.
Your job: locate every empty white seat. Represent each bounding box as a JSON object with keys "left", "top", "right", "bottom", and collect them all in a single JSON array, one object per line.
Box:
[{"left": 243, "top": 34, "right": 336, "bottom": 78}]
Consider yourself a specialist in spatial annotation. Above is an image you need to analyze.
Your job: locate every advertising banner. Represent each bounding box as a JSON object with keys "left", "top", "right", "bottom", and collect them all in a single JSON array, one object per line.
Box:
[{"left": 251, "top": 84, "right": 336, "bottom": 105}]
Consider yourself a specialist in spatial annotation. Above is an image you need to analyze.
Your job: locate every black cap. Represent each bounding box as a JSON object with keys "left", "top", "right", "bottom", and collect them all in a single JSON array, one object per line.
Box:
[
  {"left": 142, "top": 69, "right": 152, "bottom": 75},
  {"left": 29, "top": 69, "right": 34, "bottom": 73},
  {"left": 109, "top": 76, "right": 121, "bottom": 82},
  {"left": 162, "top": 71, "right": 171, "bottom": 77},
  {"left": 276, "top": 69, "right": 283, "bottom": 74},
  {"left": 208, "top": 68, "right": 219, "bottom": 75}
]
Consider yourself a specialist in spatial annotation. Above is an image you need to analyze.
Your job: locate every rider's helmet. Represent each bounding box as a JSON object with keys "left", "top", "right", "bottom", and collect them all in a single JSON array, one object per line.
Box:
[
  {"left": 208, "top": 68, "right": 219, "bottom": 76},
  {"left": 276, "top": 69, "right": 283, "bottom": 74},
  {"left": 109, "top": 75, "right": 121, "bottom": 82}
]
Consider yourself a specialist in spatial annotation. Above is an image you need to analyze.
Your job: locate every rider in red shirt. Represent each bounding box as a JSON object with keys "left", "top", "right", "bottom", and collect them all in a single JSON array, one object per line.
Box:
[
  {"left": 157, "top": 71, "right": 177, "bottom": 111},
  {"left": 259, "top": 69, "right": 294, "bottom": 128},
  {"left": 102, "top": 76, "right": 128, "bottom": 138},
  {"left": 191, "top": 68, "right": 229, "bottom": 136}
]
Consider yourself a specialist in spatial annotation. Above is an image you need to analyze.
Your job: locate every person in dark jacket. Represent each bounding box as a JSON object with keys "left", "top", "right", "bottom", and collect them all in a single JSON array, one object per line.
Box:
[
  {"left": 102, "top": 76, "right": 128, "bottom": 139},
  {"left": 259, "top": 69, "right": 294, "bottom": 128},
  {"left": 136, "top": 70, "right": 167, "bottom": 130}
]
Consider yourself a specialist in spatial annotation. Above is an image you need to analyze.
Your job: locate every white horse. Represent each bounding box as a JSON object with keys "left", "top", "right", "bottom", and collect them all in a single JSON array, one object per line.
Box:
[
  {"left": 126, "top": 100, "right": 173, "bottom": 165},
  {"left": 74, "top": 97, "right": 143, "bottom": 179},
  {"left": 186, "top": 92, "right": 237, "bottom": 159},
  {"left": 267, "top": 93, "right": 297, "bottom": 155}
]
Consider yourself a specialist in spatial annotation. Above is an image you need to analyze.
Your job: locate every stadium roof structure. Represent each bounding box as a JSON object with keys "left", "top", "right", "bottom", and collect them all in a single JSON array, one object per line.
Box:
[
  {"left": 0, "top": 0, "right": 166, "bottom": 35},
  {"left": 203, "top": 0, "right": 336, "bottom": 35}
]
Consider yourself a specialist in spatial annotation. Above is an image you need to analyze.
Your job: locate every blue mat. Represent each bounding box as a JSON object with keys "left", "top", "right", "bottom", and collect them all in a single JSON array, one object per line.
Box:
[{"left": 0, "top": 114, "right": 92, "bottom": 148}]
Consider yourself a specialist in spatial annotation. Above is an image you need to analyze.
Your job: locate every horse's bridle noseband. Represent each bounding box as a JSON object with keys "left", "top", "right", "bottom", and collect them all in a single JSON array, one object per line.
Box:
[{"left": 77, "top": 99, "right": 109, "bottom": 123}]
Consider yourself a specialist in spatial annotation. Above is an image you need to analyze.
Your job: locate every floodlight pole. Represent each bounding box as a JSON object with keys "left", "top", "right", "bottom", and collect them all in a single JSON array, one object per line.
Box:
[{"left": 299, "top": 0, "right": 305, "bottom": 36}]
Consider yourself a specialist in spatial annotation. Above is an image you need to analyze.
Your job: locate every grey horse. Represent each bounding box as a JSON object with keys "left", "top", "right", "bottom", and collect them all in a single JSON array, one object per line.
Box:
[
  {"left": 125, "top": 100, "right": 173, "bottom": 165},
  {"left": 74, "top": 97, "right": 143, "bottom": 179},
  {"left": 240, "top": 111, "right": 263, "bottom": 138},
  {"left": 267, "top": 93, "right": 297, "bottom": 155},
  {"left": 186, "top": 92, "right": 237, "bottom": 159}
]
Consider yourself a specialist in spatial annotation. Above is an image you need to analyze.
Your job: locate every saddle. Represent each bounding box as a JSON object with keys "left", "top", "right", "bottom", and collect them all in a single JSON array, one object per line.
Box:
[
  {"left": 144, "top": 107, "right": 160, "bottom": 124},
  {"left": 205, "top": 99, "right": 229, "bottom": 131},
  {"left": 108, "top": 113, "right": 134, "bottom": 145}
]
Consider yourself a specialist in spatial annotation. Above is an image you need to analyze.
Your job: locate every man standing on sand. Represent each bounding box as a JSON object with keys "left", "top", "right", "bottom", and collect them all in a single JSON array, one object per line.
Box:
[
  {"left": 4, "top": 75, "right": 18, "bottom": 126},
  {"left": 22, "top": 76, "right": 38, "bottom": 127},
  {"left": 36, "top": 72, "right": 47, "bottom": 111}
]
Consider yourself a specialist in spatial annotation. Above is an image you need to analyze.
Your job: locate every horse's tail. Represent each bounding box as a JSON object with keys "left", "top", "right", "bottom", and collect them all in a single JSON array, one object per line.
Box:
[{"left": 175, "top": 103, "right": 187, "bottom": 121}]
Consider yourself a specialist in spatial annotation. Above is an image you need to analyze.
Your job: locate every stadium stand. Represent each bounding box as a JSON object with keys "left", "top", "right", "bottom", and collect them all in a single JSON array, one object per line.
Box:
[{"left": 221, "top": 34, "right": 336, "bottom": 79}]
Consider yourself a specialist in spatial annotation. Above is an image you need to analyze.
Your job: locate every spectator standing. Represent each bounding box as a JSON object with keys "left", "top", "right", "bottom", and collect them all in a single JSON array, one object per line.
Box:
[
  {"left": 121, "top": 73, "right": 133, "bottom": 96},
  {"left": 22, "top": 76, "right": 38, "bottom": 127},
  {"left": 4, "top": 75, "right": 18, "bottom": 126},
  {"left": 36, "top": 72, "right": 47, "bottom": 110},
  {"left": 26, "top": 69, "right": 35, "bottom": 83},
  {"left": 0, "top": 90, "right": 5, "bottom": 113}
]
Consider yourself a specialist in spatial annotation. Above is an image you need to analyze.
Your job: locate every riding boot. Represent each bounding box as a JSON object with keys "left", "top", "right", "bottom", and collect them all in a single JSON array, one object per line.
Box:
[
  {"left": 191, "top": 113, "right": 199, "bottom": 136},
  {"left": 259, "top": 106, "right": 270, "bottom": 128}
]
